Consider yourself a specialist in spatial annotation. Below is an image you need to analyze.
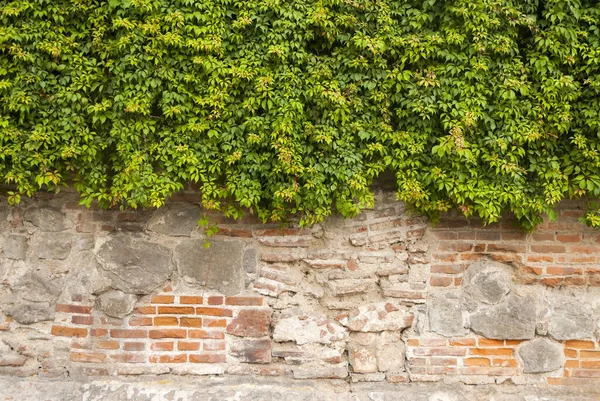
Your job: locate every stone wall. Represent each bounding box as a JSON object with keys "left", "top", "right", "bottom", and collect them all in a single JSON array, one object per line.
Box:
[{"left": 0, "top": 190, "right": 599, "bottom": 392}]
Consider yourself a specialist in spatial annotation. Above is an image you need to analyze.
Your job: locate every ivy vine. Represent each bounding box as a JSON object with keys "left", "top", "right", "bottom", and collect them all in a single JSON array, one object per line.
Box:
[{"left": 1, "top": 0, "right": 600, "bottom": 230}]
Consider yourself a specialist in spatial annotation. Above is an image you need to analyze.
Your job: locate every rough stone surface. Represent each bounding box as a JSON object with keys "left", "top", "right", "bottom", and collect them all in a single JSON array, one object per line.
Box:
[
  {"left": 146, "top": 203, "right": 199, "bottom": 236},
  {"left": 273, "top": 313, "right": 347, "bottom": 345},
  {"left": 4, "top": 235, "right": 28, "bottom": 260},
  {"left": 35, "top": 232, "right": 72, "bottom": 260},
  {"left": 24, "top": 207, "right": 68, "bottom": 232},
  {"left": 175, "top": 239, "right": 243, "bottom": 295},
  {"left": 347, "top": 303, "right": 414, "bottom": 332},
  {"left": 463, "top": 261, "right": 512, "bottom": 305},
  {"left": 227, "top": 309, "right": 271, "bottom": 338},
  {"left": 349, "top": 344, "right": 378, "bottom": 373},
  {"left": 518, "top": 338, "right": 564, "bottom": 374},
  {"left": 469, "top": 294, "right": 537, "bottom": 339},
  {"left": 13, "top": 272, "right": 64, "bottom": 303},
  {"left": 243, "top": 248, "right": 258, "bottom": 274},
  {"left": 7, "top": 302, "right": 54, "bottom": 324},
  {"left": 547, "top": 294, "right": 594, "bottom": 340},
  {"left": 96, "top": 235, "right": 173, "bottom": 294},
  {"left": 96, "top": 290, "right": 137, "bottom": 318},
  {"left": 229, "top": 338, "right": 272, "bottom": 363},
  {"left": 428, "top": 291, "right": 468, "bottom": 337}
]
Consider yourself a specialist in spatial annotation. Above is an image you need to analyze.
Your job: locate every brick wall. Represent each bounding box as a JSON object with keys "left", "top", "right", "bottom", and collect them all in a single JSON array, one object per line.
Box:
[{"left": 0, "top": 190, "right": 598, "bottom": 392}]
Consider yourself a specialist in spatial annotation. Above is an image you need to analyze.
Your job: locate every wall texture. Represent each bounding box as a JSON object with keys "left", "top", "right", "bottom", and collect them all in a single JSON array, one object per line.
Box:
[{"left": 0, "top": 190, "right": 599, "bottom": 393}]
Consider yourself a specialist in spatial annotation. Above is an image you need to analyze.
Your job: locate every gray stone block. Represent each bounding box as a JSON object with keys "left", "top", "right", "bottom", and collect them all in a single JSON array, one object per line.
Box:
[
  {"left": 146, "top": 203, "right": 200, "bottom": 237},
  {"left": 8, "top": 302, "right": 55, "bottom": 324},
  {"left": 4, "top": 236, "right": 28, "bottom": 260},
  {"left": 24, "top": 207, "right": 68, "bottom": 232},
  {"left": 428, "top": 291, "right": 469, "bottom": 337},
  {"left": 96, "top": 290, "right": 137, "bottom": 318},
  {"left": 547, "top": 294, "right": 594, "bottom": 340},
  {"left": 518, "top": 338, "right": 564, "bottom": 373},
  {"left": 97, "top": 235, "right": 173, "bottom": 294},
  {"left": 36, "top": 232, "right": 72, "bottom": 260},
  {"left": 175, "top": 239, "right": 243, "bottom": 295},
  {"left": 469, "top": 294, "right": 536, "bottom": 340},
  {"left": 463, "top": 261, "right": 512, "bottom": 305}
]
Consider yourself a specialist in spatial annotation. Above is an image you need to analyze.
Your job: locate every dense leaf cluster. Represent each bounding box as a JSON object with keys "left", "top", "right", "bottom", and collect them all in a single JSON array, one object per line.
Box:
[{"left": 2, "top": 0, "right": 600, "bottom": 229}]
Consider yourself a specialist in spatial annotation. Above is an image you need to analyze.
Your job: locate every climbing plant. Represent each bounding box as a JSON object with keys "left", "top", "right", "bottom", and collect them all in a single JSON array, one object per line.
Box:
[{"left": 1, "top": 0, "right": 600, "bottom": 230}]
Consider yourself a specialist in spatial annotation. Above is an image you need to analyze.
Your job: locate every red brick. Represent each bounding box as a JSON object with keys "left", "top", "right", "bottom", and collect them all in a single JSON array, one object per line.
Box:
[
  {"left": 407, "top": 339, "right": 419, "bottom": 346},
  {"left": 431, "top": 253, "right": 458, "bottom": 262},
  {"left": 70, "top": 352, "right": 106, "bottom": 363},
  {"left": 227, "top": 310, "right": 270, "bottom": 338},
  {"left": 430, "top": 265, "right": 463, "bottom": 274},
  {"left": 571, "top": 369, "right": 600, "bottom": 378},
  {"left": 154, "top": 316, "right": 179, "bottom": 326},
  {"left": 151, "top": 354, "right": 187, "bottom": 363},
  {"left": 565, "top": 360, "right": 579, "bottom": 368},
  {"left": 530, "top": 245, "right": 566, "bottom": 253},
  {"left": 522, "top": 266, "right": 544, "bottom": 275},
  {"left": 208, "top": 296, "right": 224, "bottom": 305},
  {"left": 430, "top": 276, "right": 453, "bottom": 287},
  {"left": 134, "top": 306, "right": 156, "bottom": 315},
  {"left": 464, "top": 358, "right": 490, "bottom": 367},
  {"left": 56, "top": 304, "right": 92, "bottom": 314},
  {"left": 418, "top": 339, "right": 447, "bottom": 347},
  {"left": 149, "top": 329, "right": 187, "bottom": 339},
  {"left": 449, "top": 339, "right": 477, "bottom": 346},
  {"left": 129, "top": 317, "right": 153, "bottom": 326},
  {"left": 204, "top": 341, "right": 226, "bottom": 351},
  {"left": 158, "top": 306, "right": 195, "bottom": 314},
  {"left": 225, "top": 297, "right": 263, "bottom": 306},
  {"left": 501, "top": 232, "right": 528, "bottom": 241},
  {"left": 478, "top": 339, "right": 505, "bottom": 347},
  {"left": 151, "top": 342, "right": 174, "bottom": 351},
  {"left": 546, "top": 267, "right": 583, "bottom": 275},
  {"left": 413, "top": 347, "right": 467, "bottom": 356},
  {"left": 557, "top": 234, "right": 581, "bottom": 243},
  {"left": 180, "top": 317, "right": 202, "bottom": 328},
  {"left": 110, "top": 329, "right": 147, "bottom": 338},
  {"left": 570, "top": 245, "right": 600, "bottom": 254},
  {"left": 123, "top": 342, "right": 146, "bottom": 351},
  {"left": 90, "top": 328, "right": 108, "bottom": 337},
  {"left": 110, "top": 354, "right": 146, "bottom": 363},
  {"left": 95, "top": 341, "right": 119, "bottom": 350},
  {"left": 196, "top": 307, "right": 233, "bottom": 317},
  {"left": 72, "top": 315, "right": 94, "bottom": 325},
  {"left": 527, "top": 255, "right": 554, "bottom": 263},
  {"left": 51, "top": 326, "right": 88, "bottom": 338},
  {"left": 178, "top": 342, "right": 201, "bottom": 351},
  {"left": 204, "top": 318, "right": 227, "bottom": 328},
  {"left": 532, "top": 233, "right": 555, "bottom": 241},
  {"left": 430, "top": 357, "right": 457, "bottom": 366},
  {"left": 580, "top": 360, "right": 600, "bottom": 369},
  {"left": 180, "top": 296, "right": 203, "bottom": 304},
  {"left": 492, "top": 359, "right": 517, "bottom": 367},
  {"left": 580, "top": 351, "right": 600, "bottom": 358},
  {"left": 189, "top": 354, "right": 226, "bottom": 363},
  {"left": 189, "top": 330, "right": 225, "bottom": 339},
  {"left": 565, "top": 340, "right": 596, "bottom": 349},
  {"left": 486, "top": 244, "right": 526, "bottom": 253},
  {"left": 151, "top": 295, "right": 174, "bottom": 304},
  {"left": 438, "top": 243, "right": 473, "bottom": 252},
  {"left": 470, "top": 348, "right": 514, "bottom": 356}
]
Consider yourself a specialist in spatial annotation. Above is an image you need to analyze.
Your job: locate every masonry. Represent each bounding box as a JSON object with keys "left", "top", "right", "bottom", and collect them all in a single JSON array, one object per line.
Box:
[{"left": 0, "top": 189, "right": 599, "bottom": 399}]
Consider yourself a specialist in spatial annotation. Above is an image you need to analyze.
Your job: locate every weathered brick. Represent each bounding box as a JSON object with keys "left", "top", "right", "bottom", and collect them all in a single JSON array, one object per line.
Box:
[
  {"left": 129, "top": 317, "right": 153, "bottom": 326},
  {"left": 189, "top": 354, "right": 226, "bottom": 363},
  {"left": 154, "top": 316, "right": 179, "bottom": 326},
  {"left": 469, "top": 348, "right": 514, "bottom": 356},
  {"left": 51, "top": 326, "right": 88, "bottom": 338},
  {"left": 196, "top": 307, "right": 233, "bottom": 317},
  {"left": 203, "top": 318, "right": 227, "bottom": 328},
  {"left": 208, "top": 296, "right": 224, "bottom": 305},
  {"left": 134, "top": 306, "right": 156, "bottom": 315},
  {"left": 95, "top": 341, "right": 120, "bottom": 350},
  {"left": 110, "top": 354, "right": 147, "bottom": 363},
  {"left": 56, "top": 304, "right": 92, "bottom": 314},
  {"left": 90, "top": 328, "right": 108, "bottom": 337},
  {"left": 157, "top": 306, "right": 195, "bottom": 314},
  {"left": 72, "top": 315, "right": 94, "bottom": 325},
  {"left": 530, "top": 245, "right": 566, "bottom": 253},
  {"left": 151, "top": 342, "right": 174, "bottom": 351},
  {"left": 110, "top": 329, "right": 147, "bottom": 339},
  {"left": 180, "top": 296, "right": 203, "bottom": 304},
  {"left": 464, "top": 358, "right": 490, "bottom": 367},
  {"left": 189, "top": 330, "right": 225, "bottom": 340},
  {"left": 123, "top": 342, "right": 146, "bottom": 351},
  {"left": 70, "top": 352, "right": 106, "bottom": 363},
  {"left": 225, "top": 297, "right": 264, "bottom": 306},
  {"left": 180, "top": 317, "right": 202, "bottom": 328},
  {"left": 151, "top": 354, "right": 187, "bottom": 363},
  {"left": 565, "top": 340, "right": 596, "bottom": 349},
  {"left": 178, "top": 342, "right": 201, "bottom": 351},
  {"left": 151, "top": 295, "right": 174, "bottom": 304},
  {"left": 149, "top": 329, "right": 187, "bottom": 339}
]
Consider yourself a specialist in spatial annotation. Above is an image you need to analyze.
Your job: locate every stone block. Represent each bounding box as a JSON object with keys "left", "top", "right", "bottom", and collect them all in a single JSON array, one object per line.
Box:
[
  {"left": 227, "top": 309, "right": 271, "bottom": 338},
  {"left": 428, "top": 291, "right": 468, "bottom": 337},
  {"left": 146, "top": 203, "right": 199, "bottom": 237},
  {"left": 97, "top": 235, "right": 173, "bottom": 294},
  {"left": 518, "top": 338, "right": 564, "bottom": 373},
  {"left": 243, "top": 248, "right": 257, "bottom": 274},
  {"left": 175, "top": 239, "right": 243, "bottom": 295},
  {"left": 96, "top": 290, "right": 137, "bottom": 318},
  {"left": 35, "top": 232, "right": 72, "bottom": 260},
  {"left": 547, "top": 294, "right": 594, "bottom": 340},
  {"left": 347, "top": 302, "right": 414, "bottom": 332},
  {"left": 24, "top": 207, "right": 68, "bottom": 232},
  {"left": 469, "top": 294, "right": 536, "bottom": 339},
  {"left": 229, "top": 338, "right": 272, "bottom": 363},
  {"left": 4, "top": 236, "right": 28, "bottom": 260},
  {"left": 463, "top": 261, "right": 512, "bottom": 305},
  {"left": 292, "top": 361, "right": 348, "bottom": 379},
  {"left": 8, "top": 302, "right": 54, "bottom": 324},
  {"left": 273, "top": 312, "right": 347, "bottom": 345}
]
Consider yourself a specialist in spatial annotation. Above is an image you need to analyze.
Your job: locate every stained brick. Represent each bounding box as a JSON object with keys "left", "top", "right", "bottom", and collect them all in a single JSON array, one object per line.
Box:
[
  {"left": 180, "top": 296, "right": 203, "bottom": 304},
  {"left": 149, "top": 329, "right": 187, "bottom": 339},
  {"left": 196, "top": 307, "right": 233, "bottom": 317},
  {"left": 157, "top": 306, "right": 195, "bottom": 314},
  {"left": 189, "top": 354, "right": 226, "bottom": 363},
  {"left": 110, "top": 329, "right": 147, "bottom": 339},
  {"left": 51, "top": 326, "right": 88, "bottom": 338},
  {"left": 70, "top": 352, "right": 106, "bottom": 363},
  {"left": 151, "top": 295, "right": 174, "bottom": 304},
  {"left": 225, "top": 297, "right": 263, "bottom": 306},
  {"left": 56, "top": 304, "right": 92, "bottom": 314}
]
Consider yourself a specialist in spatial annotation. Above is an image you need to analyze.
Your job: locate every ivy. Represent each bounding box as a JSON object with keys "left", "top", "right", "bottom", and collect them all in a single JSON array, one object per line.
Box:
[{"left": 2, "top": 0, "right": 600, "bottom": 230}]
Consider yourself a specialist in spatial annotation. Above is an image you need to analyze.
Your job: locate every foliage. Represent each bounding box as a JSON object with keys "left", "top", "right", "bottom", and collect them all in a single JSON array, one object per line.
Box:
[{"left": 2, "top": 0, "right": 600, "bottom": 229}]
